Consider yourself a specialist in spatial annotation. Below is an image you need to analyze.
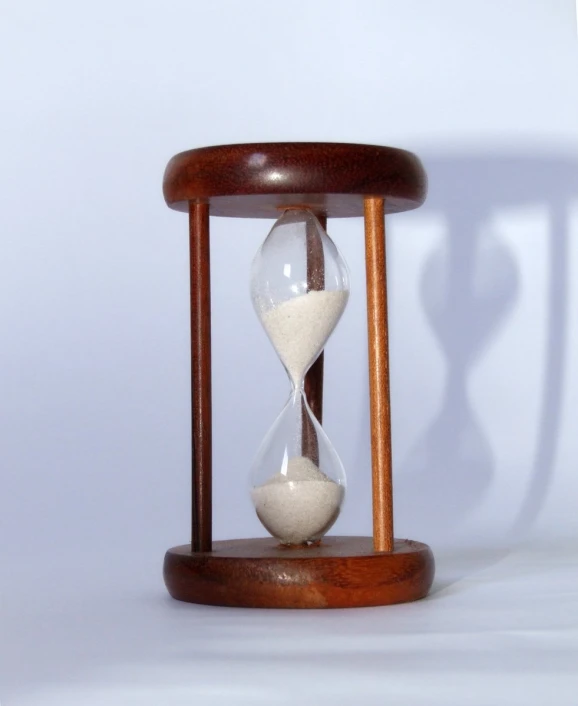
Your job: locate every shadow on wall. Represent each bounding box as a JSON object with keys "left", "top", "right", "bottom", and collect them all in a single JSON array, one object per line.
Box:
[{"left": 388, "top": 152, "right": 578, "bottom": 544}]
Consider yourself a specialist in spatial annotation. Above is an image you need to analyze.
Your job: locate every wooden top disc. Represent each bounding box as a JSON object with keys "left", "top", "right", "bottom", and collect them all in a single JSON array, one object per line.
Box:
[{"left": 163, "top": 142, "right": 427, "bottom": 218}]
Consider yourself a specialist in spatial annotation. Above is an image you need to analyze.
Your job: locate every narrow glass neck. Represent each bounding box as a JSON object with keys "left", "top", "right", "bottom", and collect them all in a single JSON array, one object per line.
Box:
[{"left": 289, "top": 376, "right": 305, "bottom": 399}]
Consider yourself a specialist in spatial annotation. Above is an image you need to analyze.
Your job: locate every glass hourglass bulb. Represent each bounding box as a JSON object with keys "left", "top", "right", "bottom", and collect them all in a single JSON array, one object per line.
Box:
[{"left": 249, "top": 208, "right": 350, "bottom": 545}]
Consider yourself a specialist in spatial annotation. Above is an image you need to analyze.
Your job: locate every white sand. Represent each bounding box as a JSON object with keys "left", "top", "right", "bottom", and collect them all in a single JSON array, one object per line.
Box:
[
  {"left": 252, "top": 456, "right": 344, "bottom": 545},
  {"left": 260, "top": 290, "right": 348, "bottom": 386}
]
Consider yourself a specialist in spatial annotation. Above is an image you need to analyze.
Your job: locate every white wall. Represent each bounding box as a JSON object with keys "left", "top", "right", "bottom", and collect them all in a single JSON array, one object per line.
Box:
[{"left": 1, "top": 0, "right": 577, "bottom": 565}]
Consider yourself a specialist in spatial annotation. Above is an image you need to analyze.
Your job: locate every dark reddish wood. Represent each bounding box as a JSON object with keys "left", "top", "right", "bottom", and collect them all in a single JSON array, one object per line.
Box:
[
  {"left": 302, "top": 213, "right": 326, "bottom": 464},
  {"left": 305, "top": 212, "right": 326, "bottom": 294},
  {"left": 364, "top": 198, "right": 394, "bottom": 553},
  {"left": 189, "top": 202, "right": 212, "bottom": 552},
  {"left": 302, "top": 357, "right": 324, "bottom": 465},
  {"left": 163, "top": 143, "right": 427, "bottom": 218},
  {"left": 164, "top": 536, "right": 434, "bottom": 609},
  {"left": 304, "top": 354, "right": 324, "bottom": 423}
]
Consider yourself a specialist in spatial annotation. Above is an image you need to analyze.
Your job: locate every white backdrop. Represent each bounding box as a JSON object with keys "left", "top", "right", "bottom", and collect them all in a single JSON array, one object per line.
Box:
[{"left": 1, "top": 1, "right": 577, "bottom": 704}]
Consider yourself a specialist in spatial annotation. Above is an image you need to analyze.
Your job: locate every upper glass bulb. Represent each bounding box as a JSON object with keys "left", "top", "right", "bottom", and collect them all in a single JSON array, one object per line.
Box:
[{"left": 251, "top": 208, "right": 350, "bottom": 387}]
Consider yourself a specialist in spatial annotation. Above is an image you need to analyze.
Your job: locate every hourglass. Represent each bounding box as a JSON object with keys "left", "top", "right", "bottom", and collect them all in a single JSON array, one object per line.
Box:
[
  {"left": 162, "top": 143, "right": 435, "bottom": 608},
  {"left": 250, "top": 208, "right": 349, "bottom": 546}
]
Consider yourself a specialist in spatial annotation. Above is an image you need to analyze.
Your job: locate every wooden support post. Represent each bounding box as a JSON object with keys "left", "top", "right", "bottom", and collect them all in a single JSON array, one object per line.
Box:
[
  {"left": 364, "top": 197, "right": 394, "bottom": 553},
  {"left": 302, "top": 213, "right": 326, "bottom": 464},
  {"left": 189, "top": 201, "right": 212, "bottom": 552}
]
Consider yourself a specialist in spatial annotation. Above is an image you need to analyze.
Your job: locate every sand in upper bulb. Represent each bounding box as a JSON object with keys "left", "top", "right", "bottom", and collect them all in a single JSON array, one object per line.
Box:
[{"left": 259, "top": 289, "right": 348, "bottom": 386}]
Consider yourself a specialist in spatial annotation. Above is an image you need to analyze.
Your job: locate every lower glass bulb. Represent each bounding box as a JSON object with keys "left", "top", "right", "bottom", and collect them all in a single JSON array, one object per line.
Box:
[{"left": 250, "top": 391, "right": 346, "bottom": 545}]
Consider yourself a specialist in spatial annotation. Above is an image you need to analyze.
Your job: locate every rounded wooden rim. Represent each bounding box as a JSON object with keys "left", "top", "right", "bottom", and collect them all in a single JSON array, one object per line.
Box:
[
  {"left": 163, "top": 536, "right": 435, "bottom": 609},
  {"left": 163, "top": 142, "right": 427, "bottom": 218}
]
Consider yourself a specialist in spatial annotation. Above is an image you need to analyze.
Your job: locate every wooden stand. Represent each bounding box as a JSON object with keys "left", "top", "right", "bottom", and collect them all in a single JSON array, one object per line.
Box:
[{"left": 162, "top": 142, "right": 434, "bottom": 608}]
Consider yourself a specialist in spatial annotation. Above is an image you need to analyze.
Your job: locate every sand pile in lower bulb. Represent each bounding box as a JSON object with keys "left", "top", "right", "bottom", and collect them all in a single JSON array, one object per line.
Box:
[
  {"left": 260, "top": 290, "right": 348, "bottom": 386},
  {"left": 252, "top": 456, "right": 344, "bottom": 545}
]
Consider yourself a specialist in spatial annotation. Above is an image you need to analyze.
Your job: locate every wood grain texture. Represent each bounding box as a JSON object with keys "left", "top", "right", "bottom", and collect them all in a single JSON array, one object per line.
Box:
[
  {"left": 163, "top": 143, "right": 427, "bottom": 218},
  {"left": 189, "top": 202, "right": 212, "bottom": 552},
  {"left": 163, "top": 536, "right": 434, "bottom": 609},
  {"left": 302, "top": 213, "right": 326, "bottom": 463},
  {"left": 364, "top": 198, "right": 394, "bottom": 553}
]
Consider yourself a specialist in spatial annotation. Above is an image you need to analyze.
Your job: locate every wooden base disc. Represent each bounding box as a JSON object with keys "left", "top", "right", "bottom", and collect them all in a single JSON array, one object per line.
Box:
[{"left": 163, "top": 536, "right": 434, "bottom": 609}]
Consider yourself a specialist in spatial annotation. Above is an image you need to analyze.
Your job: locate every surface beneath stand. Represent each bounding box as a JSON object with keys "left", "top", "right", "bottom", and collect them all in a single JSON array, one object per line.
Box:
[{"left": 3, "top": 542, "right": 577, "bottom": 705}]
